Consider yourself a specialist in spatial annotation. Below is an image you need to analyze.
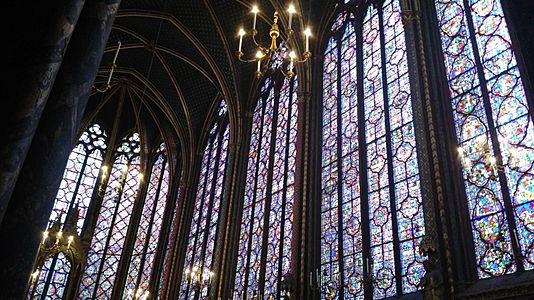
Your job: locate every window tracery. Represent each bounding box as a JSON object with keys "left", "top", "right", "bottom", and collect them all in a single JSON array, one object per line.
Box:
[
  {"left": 79, "top": 132, "right": 142, "bottom": 299},
  {"left": 320, "top": 1, "right": 425, "bottom": 298},
  {"left": 28, "top": 124, "right": 107, "bottom": 299},
  {"left": 124, "top": 143, "right": 170, "bottom": 296},
  {"left": 234, "top": 75, "right": 298, "bottom": 299},
  {"left": 181, "top": 100, "right": 230, "bottom": 298},
  {"left": 435, "top": 0, "right": 534, "bottom": 278}
]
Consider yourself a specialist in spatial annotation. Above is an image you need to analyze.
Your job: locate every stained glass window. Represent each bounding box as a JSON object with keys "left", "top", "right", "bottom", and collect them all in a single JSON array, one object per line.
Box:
[
  {"left": 233, "top": 74, "right": 298, "bottom": 299},
  {"left": 28, "top": 124, "right": 107, "bottom": 299},
  {"left": 320, "top": 1, "right": 425, "bottom": 299},
  {"left": 79, "top": 132, "right": 142, "bottom": 299},
  {"left": 181, "top": 100, "right": 230, "bottom": 298},
  {"left": 49, "top": 123, "right": 107, "bottom": 232},
  {"left": 27, "top": 253, "right": 72, "bottom": 299},
  {"left": 124, "top": 143, "right": 170, "bottom": 297},
  {"left": 435, "top": 0, "right": 534, "bottom": 278}
]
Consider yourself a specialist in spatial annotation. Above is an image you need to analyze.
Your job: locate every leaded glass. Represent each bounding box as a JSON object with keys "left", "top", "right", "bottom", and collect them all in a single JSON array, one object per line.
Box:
[
  {"left": 29, "top": 124, "right": 107, "bottom": 299},
  {"left": 320, "top": 2, "right": 425, "bottom": 298},
  {"left": 27, "top": 253, "right": 71, "bottom": 300},
  {"left": 124, "top": 143, "right": 170, "bottom": 297},
  {"left": 49, "top": 123, "right": 107, "bottom": 232},
  {"left": 234, "top": 74, "right": 298, "bottom": 299},
  {"left": 181, "top": 100, "right": 230, "bottom": 299},
  {"left": 435, "top": 0, "right": 534, "bottom": 277},
  {"left": 79, "top": 133, "right": 142, "bottom": 299}
]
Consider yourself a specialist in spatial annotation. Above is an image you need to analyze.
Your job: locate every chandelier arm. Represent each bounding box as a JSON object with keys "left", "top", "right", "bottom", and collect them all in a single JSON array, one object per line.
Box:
[
  {"left": 251, "top": 30, "right": 262, "bottom": 48},
  {"left": 236, "top": 54, "right": 259, "bottom": 64}
]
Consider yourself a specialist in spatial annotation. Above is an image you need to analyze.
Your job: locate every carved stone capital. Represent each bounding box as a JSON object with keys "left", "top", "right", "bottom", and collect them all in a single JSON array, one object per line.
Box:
[{"left": 419, "top": 235, "right": 443, "bottom": 300}]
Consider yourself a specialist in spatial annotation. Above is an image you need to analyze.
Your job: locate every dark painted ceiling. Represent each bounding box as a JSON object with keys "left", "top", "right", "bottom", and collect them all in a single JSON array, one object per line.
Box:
[{"left": 89, "top": 0, "right": 333, "bottom": 161}]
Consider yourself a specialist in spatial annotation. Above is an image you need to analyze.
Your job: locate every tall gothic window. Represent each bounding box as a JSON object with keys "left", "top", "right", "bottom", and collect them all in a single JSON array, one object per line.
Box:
[
  {"left": 233, "top": 75, "right": 298, "bottom": 299},
  {"left": 124, "top": 143, "right": 170, "bottom": 296},
  {"left": 79, "top": 132, "right": 142, "bottom": 299},
  {"left": 435, "top": 0, "right": 534, "bottom": 278},
  {"left": 181, "top": 100, "right": 230, "bottom": 298},
  {"left": 321, "top": 1, "right": 425, "bottom": 299},
  {"left": 28, "top": 124, "right": 107, "bottom": 299}
]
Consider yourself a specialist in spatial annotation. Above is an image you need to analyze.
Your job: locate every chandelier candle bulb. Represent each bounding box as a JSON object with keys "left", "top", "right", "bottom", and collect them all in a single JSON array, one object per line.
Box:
[
  {"left": 304, "top": 28, "right": 311, "bottom": 52},
  {"left": 289, "top": 51, "right": 296, "bottom": 72},
  {"left": 67, "top": 235, "right": 74, "bottom": 249},
  {"left": 56, "top": 230, "right": 63, "bottom": 243},
  {"left": 256, "top": 50, "right": 264, "bottom": 73},
  {"left": 238, "top": 28, "right": 245, "bottom": 53},
  {"left": 31, "top": 271, "right": 39, "bottom": 281},
  {"left": 287, "top": 4, "right": 296, "bottom": 30},
  {"left": 42, "top": 231, "right": 49, "bottom": 244},
  {"left": 251, "top": 6, "right": 259, "bottom": 30}
]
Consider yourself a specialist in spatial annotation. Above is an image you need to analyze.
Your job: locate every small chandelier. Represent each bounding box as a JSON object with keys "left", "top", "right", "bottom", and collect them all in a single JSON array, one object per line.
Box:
[
  {"left": 28, "top": 206, "right": 85, "bottom": 297},
  {"left": 458, "top": 136, "right": 522, "bottom": 180},
  {"left": 236, "top": 3, "right": 311, "bottom": 79},
  {"left": 184, "top": 261, "right": 213, "bottom": 291}
]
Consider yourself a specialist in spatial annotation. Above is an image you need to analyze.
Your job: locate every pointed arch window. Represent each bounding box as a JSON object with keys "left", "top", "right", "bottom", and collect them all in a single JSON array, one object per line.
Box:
[
  {"left": 27, "top": 123, "right": 107, "bottom": 299},
  {"left": 181, "top": 100, "right": 230, "bottom": 298},
  {"left": 434, "top": 0, "right": 534, "bottom": 278},
  {"left": 79, "top": 132, "right": 142, "bottom": 299},
  {"left": 124, "top": 143, "right": 171, "bottom": 296},
  {"left": 320, "top": 1, "right": 425, "bottom": 299},
  {"left": 233, "top": 74, "right": 298, "bottom": 299}
]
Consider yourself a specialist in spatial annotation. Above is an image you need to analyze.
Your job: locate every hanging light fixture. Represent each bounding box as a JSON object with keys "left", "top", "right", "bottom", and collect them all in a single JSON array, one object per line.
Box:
[
  {"left": 28, "top": 206, "right": 85, "bottom": 297},
  {"left": 94, "top": 40, "right": 121, "bottom": 93},
  {"left": 183, "top": 260, "right": 214, "bottom": 291},
  {"left": 236, "top": 3, "right": 312, "bottom": 79},
  {"left": 457, "top": 136, "right": 523, "bottom": 180}
]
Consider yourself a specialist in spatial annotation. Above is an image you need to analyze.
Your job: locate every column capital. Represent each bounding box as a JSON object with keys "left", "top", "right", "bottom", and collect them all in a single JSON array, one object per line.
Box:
[
  {"left": 399, "top": 0, "right": 421, "bottom": 24},
  {"left": 296, "top": 91, "right": 311, "bottom": 104}
]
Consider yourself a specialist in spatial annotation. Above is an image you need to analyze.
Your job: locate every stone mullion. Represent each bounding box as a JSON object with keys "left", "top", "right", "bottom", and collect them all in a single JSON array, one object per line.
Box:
[
  {"left": 80, "top": 91, "right": 125, "bottom": 247},
  {"left": 148, "top": 157, "right": 181, "bottom": 295},
  {"left": 0, "top": 1, "right": 121, "bottom": 297},
  {"left": 293, "top": 71, "right": 312, "bottom": 298},
  {"left": 167, "top": 152, "right": 204, "bottom": 299},
  {"left": 63, "top": 92, "right": 126, "bottom": 299},
  {"left": 162, "top": 177, "right": 189, "bottom": 299},
  {"left": 110, "top": 154, "right": 153, "bottom": 299},
  {"left": 307, "top": 52, "right": 325, "bottom": 300},
  {"left": 195, "top": 128, "right": 224, "bottom": 299},
  {"left": 399, "top": 0, "right": 452, "bottom": 298},
  {"left": 135, "top": 157, "right": 166, "bottom": 291},
  {"left": 218, "top": 113, "right": 253, "bottom": 298},
  {"left": 210, "top": 137, "right": 238, "bottom": 300},
  {"left": 0, "top": 0, "right": 85, "bottom": 223}
]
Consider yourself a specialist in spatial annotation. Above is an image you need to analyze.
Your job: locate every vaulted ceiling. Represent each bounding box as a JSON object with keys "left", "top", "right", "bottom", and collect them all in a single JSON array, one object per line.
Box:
[{"left": 88, "top": 0, "right": 333, "bottom": 164}]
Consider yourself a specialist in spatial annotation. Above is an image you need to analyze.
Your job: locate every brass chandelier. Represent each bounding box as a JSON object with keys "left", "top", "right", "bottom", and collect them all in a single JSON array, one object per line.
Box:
[{"left": 236, "top": 3, "right": 311, "bottom": 79}]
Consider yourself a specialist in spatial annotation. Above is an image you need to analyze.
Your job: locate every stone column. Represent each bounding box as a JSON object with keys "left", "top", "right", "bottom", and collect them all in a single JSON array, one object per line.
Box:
[
  {"left": 148, "top": 159, "right": 182, "bottom": 294},
  {"left": 209, "top": 141, "right": 239, "bottom": 300},
  {"left": 0, "top": 0, "right": 85, "bottom": 225},
  {"left": 0, "top": 0, "right": 121, "bottom": 297},
  {"left": 400, "top": 0, "right": 451, "bottom": 298},
  {"left": 168, "top": 152, "right": 204, "bottom": 299}
]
